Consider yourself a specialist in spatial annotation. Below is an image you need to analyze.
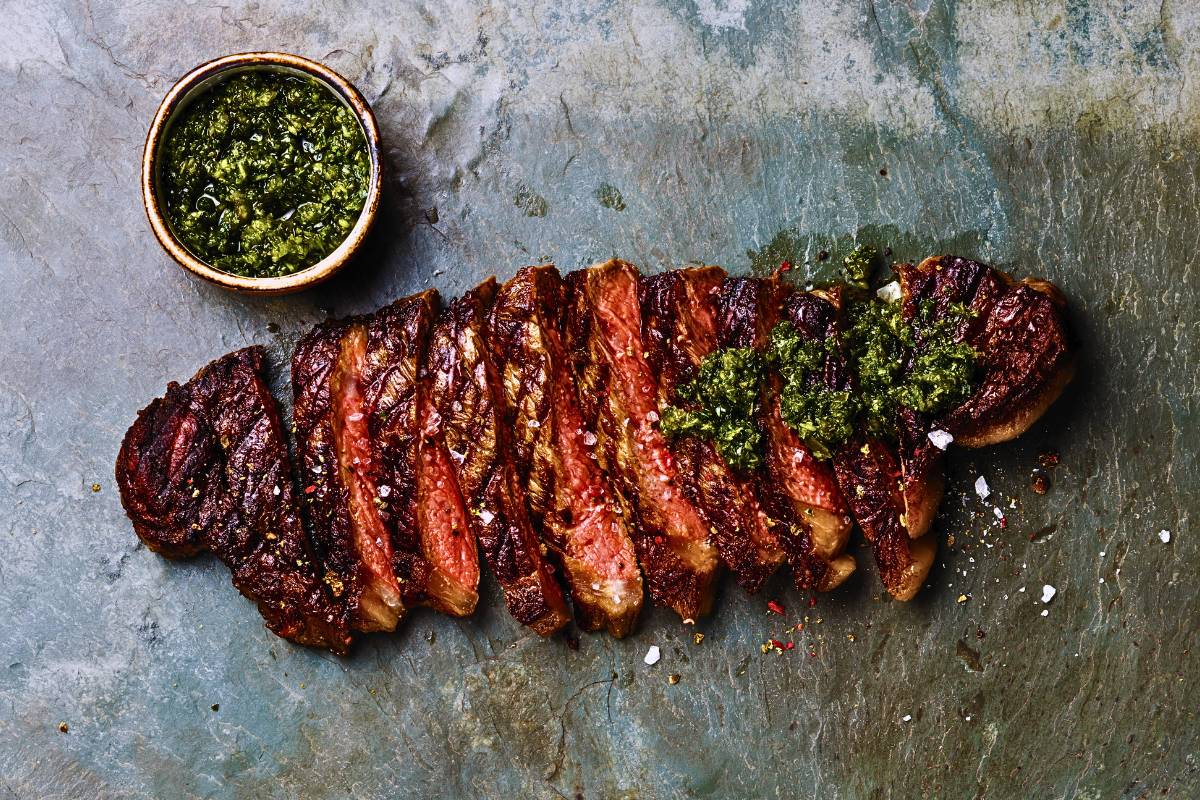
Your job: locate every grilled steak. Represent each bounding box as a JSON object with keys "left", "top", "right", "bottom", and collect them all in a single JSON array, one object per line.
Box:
[
  {"left": 490, "top": 266, "right": 643, "bottom": 637},
  {"left": 292, "top": 318, "right": 406, "bottom": 631},
  {"left": 426, "top": 278, "right": 569, "bottom": 633},
  {"left": 116, "top": 347, "right": 351, "bottom": 653},
  {"left": 564, "top": 261, "right": 720, "bottom": 621},
  {"left": 641, "top": 268, "right": 785, "bottom": 594},
  {"left": 748, "top": 282, "right": 855, "bottom": 591},
  {"left": 899, "top": 256, "right": 1075, "bottom": 447}
]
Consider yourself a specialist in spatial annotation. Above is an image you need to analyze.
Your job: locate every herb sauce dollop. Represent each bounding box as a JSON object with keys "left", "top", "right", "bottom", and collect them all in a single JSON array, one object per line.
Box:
[
  {"left": 660, "top": 245, "right": 979, "bottom": 468},
  {"left": 162, "top": 71, "right": 369, "bottom": 278}
]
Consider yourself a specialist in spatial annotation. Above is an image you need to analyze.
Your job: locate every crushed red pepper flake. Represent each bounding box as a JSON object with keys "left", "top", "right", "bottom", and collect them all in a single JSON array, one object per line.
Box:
[
  {"left": 304, "top": 485, "right": 316, "bottom": 494},
  {"left": 766, "top": 600, "right": 785, "bottom": 615}
]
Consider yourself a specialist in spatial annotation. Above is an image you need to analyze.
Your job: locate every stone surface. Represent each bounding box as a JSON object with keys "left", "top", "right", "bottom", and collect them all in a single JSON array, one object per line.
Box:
[{"left": 1, "top": 2, "right": 1197, "bottom": 797}]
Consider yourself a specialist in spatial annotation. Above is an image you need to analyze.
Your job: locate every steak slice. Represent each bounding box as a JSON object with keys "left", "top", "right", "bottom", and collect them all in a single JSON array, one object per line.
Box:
[
  {"left": 360, "top": 291, "right": 441, "bottom": 608},
  {"left": 640, "top": 267, "right": 785, "bottom": 594},
  {"left": 490, "top": 265, "right": 643, "bottom": 637},
  {"left": 833, "top": 436, "right": 936, "bottom": 601},
  {"left": 293, "top": 318, "right": 405, "bottom": 632},
  {"left": 564, "top": 260, "right": 720, "bottom": 621},
  {"left": 116, "top": 347, "right": 351, "bottom": 653},
  {"left": 732, "top": 280, "right": 855, "bottom": 591},
  {"left": 899, "top": 256, "right": 1076, "bottom": 447},
  {"left": 426, "top": 278, "right": 569, "bottom": 633}
]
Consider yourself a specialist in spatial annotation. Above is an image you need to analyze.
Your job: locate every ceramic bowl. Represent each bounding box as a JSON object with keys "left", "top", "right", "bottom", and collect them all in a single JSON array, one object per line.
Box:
[{"left": 141, "top": 52, "right": 382, "bottom": 295}]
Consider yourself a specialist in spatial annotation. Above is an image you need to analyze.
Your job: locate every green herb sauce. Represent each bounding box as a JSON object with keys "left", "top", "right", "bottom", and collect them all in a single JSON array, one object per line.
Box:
[
  {"left": 161, "top": 71, "right": 369, "bottom": 278},
  {"left": 660, "top": 347, "right": 766, "bottom": 472},
  {"left": 659, "top": 244, "right": 979, "bottom": 466}
]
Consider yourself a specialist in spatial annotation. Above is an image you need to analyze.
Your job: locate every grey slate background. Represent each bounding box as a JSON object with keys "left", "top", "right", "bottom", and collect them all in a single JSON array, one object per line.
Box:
[{"left": 1, "top": 1, "right": 1197, "bottom": 797}]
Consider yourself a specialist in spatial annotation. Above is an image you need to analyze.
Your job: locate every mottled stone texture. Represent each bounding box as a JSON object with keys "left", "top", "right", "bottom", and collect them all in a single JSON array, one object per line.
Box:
[{"left": 0, "top": 1, "right": 1196, "bottom": 798}]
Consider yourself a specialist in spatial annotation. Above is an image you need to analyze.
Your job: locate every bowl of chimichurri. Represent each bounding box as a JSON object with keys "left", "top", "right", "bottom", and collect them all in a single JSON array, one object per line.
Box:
[{"left": 142, "top": 52, "right": 382, "bottom": 294}]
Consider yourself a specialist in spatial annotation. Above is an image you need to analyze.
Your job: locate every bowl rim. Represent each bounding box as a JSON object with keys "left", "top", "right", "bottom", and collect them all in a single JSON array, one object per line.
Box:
[{"left": 141, "top": 51, "right": 383, "bottom": 296}]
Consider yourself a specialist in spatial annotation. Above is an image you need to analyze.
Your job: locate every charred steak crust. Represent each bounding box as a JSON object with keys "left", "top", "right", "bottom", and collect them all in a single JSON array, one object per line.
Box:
[
  {"left": 489, "top": 266, "right": 644, "bottom": 637},
  {"left": 564, "top": 261, "right": 720, "bottom": 621},
  {"left": 832, "top": 437, "right": 936, "bottom": 601},
  {"left": 292, "top": 317, "right": 404, "bottom": 633},
  {"left": 430, "top": 278, "right": 570, "bottom": 634},
  {"left": 116, "top": 347, "right": 351, "bottom": 653},
  {"left": 742, "top": 281, "right": 855, "bottom": 592},
  {"left": 640, "top": 268, "right": 785, "bottom": 595},
  {"left": 899, "top": 256, "right": 1076, "bottom": 448},
  {"left": 361, "top": 292, "right": 439, "bottom": 606}
]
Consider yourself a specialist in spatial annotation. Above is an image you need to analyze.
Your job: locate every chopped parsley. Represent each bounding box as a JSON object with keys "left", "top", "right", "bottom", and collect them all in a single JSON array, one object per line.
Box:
[
  {"left": 161, "top": 71, "right": 369, "bottom": 278},
  {"left": 658, "top": 245, "right": 979, "bottom": 466},
  {"left": 659, "top": 347, "right": 765, "bottom": 472},
  {"left": 769, "top": 322, "right": 855, "bottom": 460}
]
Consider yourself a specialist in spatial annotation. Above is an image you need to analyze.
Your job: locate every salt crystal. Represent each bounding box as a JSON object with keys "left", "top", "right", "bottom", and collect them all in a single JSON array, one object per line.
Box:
[
  {"left": 526, "top": 419, "right": 541, "bottom": 428},
  {"left": 927, "top": 429, "right": 954, "bottom": 450},
  {"left": 347, "top": 412, "right": 364, "bottom": 422},
  {"left": 1040, "top": 609, "right": 1049, "bottom": 617},
  {"left": 378, "top": 485, "right": 392, "bottom": 498},
  {"left": 479, "top": 509, "right": 495, "bottom": 525},
  {"left": 1159, "top": 529, "right": 1171, "bottom": 543},
  {"left": 583, "top": 432, "right": 597, "bottom": 446},
  {"left": 992, "top": 507, "right": 1005, "bottom": 520},
  {"left": 646, "top": 410, "right": 660, "bottom": 423},
  {"left": 644, "top": 646, "right": 661, "bottom": 666},
  {"left": 273, "top": 485, "right": 281, "bottom": 496},
  {"left": 876, "top": 281, "right": 902, "bottom": 302},
  {"left": 901, "top": 714, "right": 912, "bottom": 722},
  {"left": 591, "top": 582, "right": 601, "bottom": 591},
  {"left": 974, "top": 476, "right": 990, "bottom": 500},
  {"left": 448, "top": 448, "right": 466, "bottom": 464},
  {"left": 1041, "top": 584, "right": 1056, "bottom": 603}
]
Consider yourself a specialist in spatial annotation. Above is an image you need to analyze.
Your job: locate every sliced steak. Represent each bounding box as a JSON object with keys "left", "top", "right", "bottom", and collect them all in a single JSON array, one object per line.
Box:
[
  {"left": 725, "top": 279, "right": 855, "bottom": 591},
  {"left": 564, "top": 260, "right": 720, "bottom": 621},
  {"left": 899, "top": 256, "right": 1075, "bottom": 447},
  {"left": 293, "top": 318, "right": 406, "bottom": 632},
  {"left": 490, "top": 265, "right": 643, "bottom": 637},
  {"left": 116, "top": 347, "right": 351, "bottom": 653},
  {"left": 640, "top": 267, "right": 785, "bottom": 594},
  {"left": 427, "top": 278, "right": 569, "bottom": 633}
]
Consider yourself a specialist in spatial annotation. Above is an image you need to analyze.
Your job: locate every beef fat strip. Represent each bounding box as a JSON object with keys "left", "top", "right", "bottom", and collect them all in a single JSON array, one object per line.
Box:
[
  {"left": 293, "top": 316, "right": 409, "bottom": 631},
  {"left": 643, "top": 268, "right": 786, "bottom": 594},
  {"left": 490, "top": 266, "right": 643, "bottom": 637},
  {"left": 717, "top": 278, "right": 856, "bottom": 592},
  {"left": 564, "top": 260, "right": 720, "bottom": 621},
  {"left": 116, "top": 347, "right": 351, "bottom": 653},
  {"left": 428, "top": 278, "right": 570, "bottom": 634}
]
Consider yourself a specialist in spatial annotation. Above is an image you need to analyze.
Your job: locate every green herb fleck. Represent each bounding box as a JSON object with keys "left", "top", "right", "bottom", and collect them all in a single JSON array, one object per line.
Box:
[
  {"left": 514, "top": 184, "right": 549, "bottom": 217},
  {"left": 595, "top": 183, "right": 627, "bottom": 212},
  {"left": 838, "top": 244, "right": 878, "bottom": 290}
]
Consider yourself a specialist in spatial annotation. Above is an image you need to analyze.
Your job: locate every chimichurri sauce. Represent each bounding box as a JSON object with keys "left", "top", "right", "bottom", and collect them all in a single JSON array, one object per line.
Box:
[
  {"left": 161, "top": 71, "right": 369, "bottom": 278},
  {"left": 659, "top": 246, "right": 980, "bottom": 468}
]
